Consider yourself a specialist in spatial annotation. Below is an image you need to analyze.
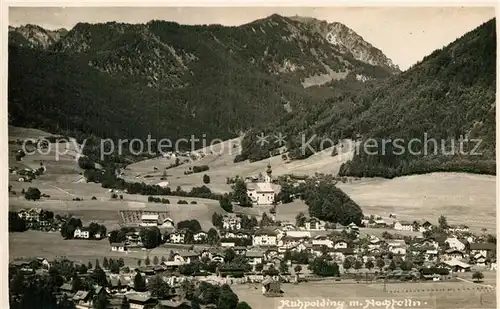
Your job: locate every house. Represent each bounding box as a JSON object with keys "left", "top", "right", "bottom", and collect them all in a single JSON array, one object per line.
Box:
[
  {"left": 312, "top": 236, "right": 333, "bottom": 248},
  {"left": 169, "top": 231, "right": 186, "bottom": 244},
  {"left": 441, "top": 260, "right": 471, "bottom": 272},
  {"left": 328, "top": 248, "right": 355, "bottom": 262},
  {"left": 283, "top": 230, "right": 311, "bottom": 238},
  {"left": 424, "top": 249, "right": 439, "bottom": 262},
  {"left": 443, "top": 249, "right": 464, "bottom": 261},
  {"left": 304, "top": 218, "right": 326, "bottom": 231},
  {"left": 469, "top": 243, "right": 496, "bottom": 258},
  {"left": 233, "top": 246, "right": 247, "bottom": 256},
  {"left": 211, "top": 254, "right": 224, "bottom": 263},
  {"left": 126, "top": 294, "right": 158, "bottom": 309},
  {"left": 474, "top": 254, "right": 487, "bottom": 267},
  {"left": 246, "top": 251, "right": 264, "bottom": 266},
  {"left": 448, "top": 225, "right": 470, "bottom": 233},
  {"left": 419, "top": 221, "right": 433, "bottom": 232},
  {"left": 220, "top": 240, "right": 235, "bottom": 247},
  {"left": 193, "top": 231, "right": 208, "bottom": 242},
  {"left": 140, "top": 214, "right": 159, "bottom": 227},
  {"left": 158, "top": 300, "right": 191, "bottom": 309},
  {"left": 73, "top": 290, "right": 91, "bottom": 308},
  {"left": 394, "top": 221, "right": 413, "bottom": 231},
  {"left": 222, "top": 215, "right": 241, "bottom": 230},
  {"left": 161, "top": 218, "right": 175, "bottom": 229},
  {"left": 278, "top": 236, "right": 306, "bottom": 251},
  {"left": 345, "top": 223, "right": 360, "bottom": 234},
  {"left": 445, "top": 237, "right": 466, "bottom": 251},
  {"left": 280, "top": 222, "right": 297, "bottom": 231},
  {"left": 74, "top": 227, "right": 90, "bottom": 239},
  {"left": 111, "top": 242, "right": 127, "bottom": 252},
  {"left": 374, "top": 219, "right": 388, "bottom": 227},
  {"left": 173, "top": 251, "right": 199, "bottom": 264},
  {"left": 253, "top": 230, "right": 278, "bottom": 247},
  {"left": 333, "top": 240, "right": 348, "bottom": 249}
]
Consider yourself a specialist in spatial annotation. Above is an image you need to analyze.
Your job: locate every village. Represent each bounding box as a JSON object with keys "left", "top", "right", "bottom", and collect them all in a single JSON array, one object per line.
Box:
[{"left": 9, "top": 165, "right": 497, "bottom": 309}]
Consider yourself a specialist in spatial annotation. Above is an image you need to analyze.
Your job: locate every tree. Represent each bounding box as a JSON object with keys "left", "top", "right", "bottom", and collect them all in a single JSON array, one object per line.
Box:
[
  {"left": 219, "top": 194, "right": 233, "bottom": 213},
  {"left": 343, "top": 258, "right": 352, "bottom": 273},
  {"left": 472, "top": 271, "right": 484, "bottom": 282},
  {"left": 231, "top": 179, "right": 252, "bottom": 207},
  {"left": 218, "top": 284, "right": 239, "bottom": 309},
  {"left": 376, "top": 258, "right": 385, "bottom": 270},
  {"left": 224, "top": 248, "right": 236, "bottom": 264},
  {"left": 140, "top": 227, "right": 162, "bottom": 249},
  {"left": 87, "top": 261, "right": 92, "bottom": 270},
  {"left": 71, "top": 276, "right": 83, "bottom": 292},
  {"left": 294, "top": 265, "right": 302, "bottom": 274},
  {"left": 151, "top": 256, "right": 158, "bottom": 265},
  {"left": 203, "top": 174, "right": 211, "bottom": 184},
  {"left": 365, "top": 260, "right": 374, "bottom": 271},
  {"left": 310, "top": 257, "right": 339, "bottom": 277},
  {"left": 438, "top": 215, "right": 448, "bottom": 229},
  {"left": 79, "top": 264, "right": 88, "bottom": 274},
  {"left": 180, "top": 280, "right": 195, "bottom": 300},
  {"left": 24, "top": 187, "right": 41, "bottom": 201},
  {"left": 133, "top": 273, "right": 146, "bottom": 292},
  {"left": 353, "top": 260, "right": 363, "bottom": 272},
  {"left": 137, "top": 259, "right": 142, "bottom": 267},
  {"left": 279, "top": 261, "right": 289, "bottom": 274},
  {"left": 295, "top": 212, "right": 306, "bottom": 227},
  {"left": 145, "top": 256, "right": 151, "bottom": 266},
  {"left": 148, "top": 275, "right": 170, "bottom": 298},
  {"left": 207, "top": 228, "right": 220, "bottom": 246},
  {"left": 103, "top": 257, "right": 109, "bottom": 269},
  {"left": 236, "top": 302, "right": 252, "bottom": 309},
  {"left": 92, "top": 266, "right": 108, "bottom": 287},
  {"left": 93, "top": 291, "right": 108, "bottom": 309},
  {"left": 388, "top": 260, "right": 396, "bottom": 271}
]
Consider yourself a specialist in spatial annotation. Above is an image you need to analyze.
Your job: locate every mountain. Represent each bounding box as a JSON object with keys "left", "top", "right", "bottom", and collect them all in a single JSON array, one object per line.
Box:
[
  {"left": 9, "top": 24, "right": 68, "bottom": 49},
  {"left": 241, "top": 18, "right": 496, "bottom": 176},
  {"left": 8, "top": 14, "right": 398, "bottom": 145},
  {"left": 289, "top": 16, "right": 400, "bottom": 72}
]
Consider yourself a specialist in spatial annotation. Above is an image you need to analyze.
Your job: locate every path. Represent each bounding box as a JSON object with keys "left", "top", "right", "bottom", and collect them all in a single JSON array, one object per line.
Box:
[{"left": 456, "top": 276, "right": 495, "bottom": 289}]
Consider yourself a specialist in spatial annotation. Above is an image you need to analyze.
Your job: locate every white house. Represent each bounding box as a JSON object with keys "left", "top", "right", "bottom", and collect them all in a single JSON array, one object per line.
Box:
[
  {"left": 111, "top": 242, "right": 126, "bottom": 252},
  {"left": 333, "top": 240, "right": 348, "bottom": 249},
  {"left": 312, "top": 236, "right": 333, "bottom": 248},
  {"left": 252, "top": 230, "right": 278, "bottom": 246},
  {"left": 448, "top": 225, "right": 470, "bottom": 233},
  {"left": 169, "top": 231, "right": 186, "bottom": 244},
  {"left": 445, "top": 237, "right": 466, "bottom": 251},
  {"left": 222, "top": 215, "right": 241, "bottom": 230},
  {"left": 160, "top": 218, "right": 175, "bottom": 229},
  {"left": 140, "top": 214, "right": 159, "bottom": 227},
  {"left": 394, "top": 221, "right": 413, "bottom": 231},
  {"left": 246, "top": 251, "right": 264, "bottom": 266},
  {"left": 193, "top": 231, "right": 208, "bottom": 242},
  {"left": 470, "top": 243, "right": 496, "bottom": 258},
  {"left": 173, "top": 251, "right": 199, "bottom": 264},
  {"left": 74, "top": 227, "right": 90, "bottom": 239}
]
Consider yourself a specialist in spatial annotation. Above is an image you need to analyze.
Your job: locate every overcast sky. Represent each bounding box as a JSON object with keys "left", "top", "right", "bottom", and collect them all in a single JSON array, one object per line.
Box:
[{"left": 9, "top": 7, "right": 495, "bottom": 70}]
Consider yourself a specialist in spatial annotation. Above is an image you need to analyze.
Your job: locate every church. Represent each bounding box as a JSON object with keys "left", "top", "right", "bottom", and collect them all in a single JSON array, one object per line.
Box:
[{"left": 246, "top": 163, "right": 275, "bottom": 206}]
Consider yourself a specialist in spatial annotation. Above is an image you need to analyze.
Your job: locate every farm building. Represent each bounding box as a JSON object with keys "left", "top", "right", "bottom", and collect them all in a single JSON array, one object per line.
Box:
[
  {"left": 394, "top": 221, "right": 413, "bottom": 231},
  {"left": 141, "top": 214, "right": 159, "bottom": 227},
  {"left": 111, "top": 242, "right": 127, "bottom": 252}
]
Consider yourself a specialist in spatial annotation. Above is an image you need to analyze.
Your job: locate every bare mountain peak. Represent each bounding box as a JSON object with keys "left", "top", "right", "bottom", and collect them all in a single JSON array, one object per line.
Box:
[
  {"left": 9, "top": 24, "right": 68, "bottom": 49},
  {"left": 289, "top": 15, "right": 400, "bottom": 72}
]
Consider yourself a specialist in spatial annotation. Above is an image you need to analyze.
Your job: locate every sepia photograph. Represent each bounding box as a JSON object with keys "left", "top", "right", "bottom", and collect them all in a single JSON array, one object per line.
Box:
[{"left": 5, "top": 4, "right": 497, "bottom": 309}]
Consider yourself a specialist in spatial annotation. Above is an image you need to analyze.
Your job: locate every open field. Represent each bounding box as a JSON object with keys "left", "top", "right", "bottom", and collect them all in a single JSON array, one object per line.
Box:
[
  {"left": 233, "top": 279, "right": 496, "bottom": 309},
  {"left": 124, "top": 139, "right": 354, "bottom": 194},
  {"left": 338, "top": 173, "right": 497, "bottom": 233}
]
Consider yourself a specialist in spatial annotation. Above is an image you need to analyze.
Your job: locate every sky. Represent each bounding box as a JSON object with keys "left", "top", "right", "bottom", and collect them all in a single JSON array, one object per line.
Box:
[{"left": 9, "top": 6, "right": 496, "bottom": 70}]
